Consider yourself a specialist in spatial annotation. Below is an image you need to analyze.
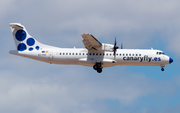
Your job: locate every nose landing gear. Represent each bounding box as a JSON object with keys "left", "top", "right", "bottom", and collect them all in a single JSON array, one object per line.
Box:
[
  {"left": 93, "top": 62, "right": 103, "bottom": 73},
  {"left": 161, "top": 65, "right": 165, "bottom": 71},
  {"left": 161, "top": 68, "right": 164, "bottom": 71}
]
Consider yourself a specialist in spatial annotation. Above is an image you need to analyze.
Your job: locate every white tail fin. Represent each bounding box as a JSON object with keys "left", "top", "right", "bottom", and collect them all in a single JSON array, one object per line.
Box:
[{"left": 10, "top": 23, "right": 52, "bottom": 51}]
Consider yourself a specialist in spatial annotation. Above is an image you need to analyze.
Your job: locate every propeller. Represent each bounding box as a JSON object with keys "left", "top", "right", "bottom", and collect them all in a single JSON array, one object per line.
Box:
[
  {"left": 113, "top": 37, "right": 119, "bottom": 59},
  {"left": 121, "top": 43, "right": 123, "bottom": 49}
]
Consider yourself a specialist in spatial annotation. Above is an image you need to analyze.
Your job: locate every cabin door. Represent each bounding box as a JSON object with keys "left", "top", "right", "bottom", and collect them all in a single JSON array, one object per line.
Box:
[{"left": 49, "top": 52, "right": 53, "bottom": 61}]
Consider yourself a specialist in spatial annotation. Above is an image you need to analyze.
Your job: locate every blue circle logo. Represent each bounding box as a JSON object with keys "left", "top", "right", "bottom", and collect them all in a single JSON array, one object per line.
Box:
[
  {"left": 29, "top": 48, "right": 33, "bottom": 51},
  {"left": 17, "top": 43, "right": 27, "bottom": 51},
  {"left": 27, "top": 38, "right": 35, "bottom": 46},
  {"left": 36, "top": 46, "right": 40, "bottom": 50},
  {"left": 15, "top": 30, "right": 27, "bottom": 41}
]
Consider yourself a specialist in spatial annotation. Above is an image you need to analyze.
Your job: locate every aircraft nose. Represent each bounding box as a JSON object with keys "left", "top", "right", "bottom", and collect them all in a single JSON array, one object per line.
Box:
[{"left": 169, "top": 57, "right": 173, "bottom": 64}]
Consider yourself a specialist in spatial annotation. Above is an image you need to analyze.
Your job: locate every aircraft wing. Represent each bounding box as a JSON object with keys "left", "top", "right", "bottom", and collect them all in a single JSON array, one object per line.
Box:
[{"left": 81, "top": 34, "right": 102, "bottom": 50}]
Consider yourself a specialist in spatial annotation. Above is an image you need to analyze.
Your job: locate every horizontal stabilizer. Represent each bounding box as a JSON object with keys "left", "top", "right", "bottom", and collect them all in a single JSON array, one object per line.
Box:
[{"left": 10, "top": 23, "right": 24, "bottom": 30}]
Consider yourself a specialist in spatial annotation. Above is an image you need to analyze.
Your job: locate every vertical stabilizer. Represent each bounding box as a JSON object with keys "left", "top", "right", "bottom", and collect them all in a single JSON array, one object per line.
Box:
[{"left": 10, "top": 23, "right": 51, "bottom": 52}]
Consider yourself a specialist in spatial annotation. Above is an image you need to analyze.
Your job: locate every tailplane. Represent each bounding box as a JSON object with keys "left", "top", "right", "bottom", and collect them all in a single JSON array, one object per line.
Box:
[{"left": 10, "top": 23, "right": 51, "bottom": 52}]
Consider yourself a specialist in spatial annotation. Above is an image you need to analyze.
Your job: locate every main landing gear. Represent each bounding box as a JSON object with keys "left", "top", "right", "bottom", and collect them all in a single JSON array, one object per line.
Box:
[
  {"left": 93, "top": 62, "right": 103, "bottom": 73},
  {"left": 161, "top": 65, "right": 165, "bottom": 71}
]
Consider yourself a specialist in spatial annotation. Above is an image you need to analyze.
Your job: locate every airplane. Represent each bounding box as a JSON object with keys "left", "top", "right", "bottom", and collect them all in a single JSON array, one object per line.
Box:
[{"left": 9, "top": 23, "right": 173, "bottom": 73}]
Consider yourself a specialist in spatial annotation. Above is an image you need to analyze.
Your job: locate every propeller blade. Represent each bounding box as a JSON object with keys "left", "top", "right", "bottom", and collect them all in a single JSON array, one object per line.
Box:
[
  {"left": 113, "top": 37, "right": 119, "bottom": 59},
  {"left": 121, "top": 43, "right": 123, "bottom": 49},
  {"left": 114, "top": 38, "right": 117, "bottom": 46}
]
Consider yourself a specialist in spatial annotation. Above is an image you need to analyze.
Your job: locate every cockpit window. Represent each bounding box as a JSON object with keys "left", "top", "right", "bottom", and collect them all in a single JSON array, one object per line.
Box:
[{"left": 156, "top": 52, "right": 165, "bottom": 55}]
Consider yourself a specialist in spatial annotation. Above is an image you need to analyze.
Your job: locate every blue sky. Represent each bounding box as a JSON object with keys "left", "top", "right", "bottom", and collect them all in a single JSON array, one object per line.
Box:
[{"left": 0, "top": 0, "right": 180, "bottom": 113}]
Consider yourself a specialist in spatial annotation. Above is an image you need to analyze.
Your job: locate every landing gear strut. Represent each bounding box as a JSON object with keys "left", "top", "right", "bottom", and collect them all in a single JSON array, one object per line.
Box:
[
  {"left": 161, "top": 65, "right": 165, "bottom": 71},
  {"left": 93, "top": 62, "right": 103, "bottom": 73}
]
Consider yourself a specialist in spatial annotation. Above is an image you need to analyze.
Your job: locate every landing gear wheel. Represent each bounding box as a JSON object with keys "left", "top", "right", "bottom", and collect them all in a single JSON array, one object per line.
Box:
[
  {"left": 161, "top": 68, "right": 164, "bottom": 71},
  {"left": 93, "top": 62, "right": 103, "bottom": 73},
  {"left": 93, "top": 65, "right": 98, "bottom": 70},
  {"left": 97, "top": 68, "right": 102, "bottom": 73},
  {"left": 161, "top": 65, "right": 165, "bottom": 71}
]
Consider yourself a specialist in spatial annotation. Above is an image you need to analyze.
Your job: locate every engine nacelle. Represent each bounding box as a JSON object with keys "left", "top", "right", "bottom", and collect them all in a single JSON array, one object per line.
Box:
[{"left": 96, "top": 43, "right": 114, "bottom": 52}]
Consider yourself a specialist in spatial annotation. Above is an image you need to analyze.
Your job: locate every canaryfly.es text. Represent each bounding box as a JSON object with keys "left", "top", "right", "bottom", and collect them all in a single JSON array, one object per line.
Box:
[{"left": 123, "top": 55, "right": 153, "bottom": 62}]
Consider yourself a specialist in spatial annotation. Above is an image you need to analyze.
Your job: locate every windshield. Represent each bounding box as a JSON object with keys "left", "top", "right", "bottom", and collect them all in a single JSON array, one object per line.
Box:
[{"left": 156, "top": 52, "right": 165, "bottom": 55}]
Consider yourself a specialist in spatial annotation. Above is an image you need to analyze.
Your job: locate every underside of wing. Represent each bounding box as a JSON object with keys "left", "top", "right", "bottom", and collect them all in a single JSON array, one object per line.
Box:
[{"left": 82, "top": 34, "right": 102, "bottom": 50}]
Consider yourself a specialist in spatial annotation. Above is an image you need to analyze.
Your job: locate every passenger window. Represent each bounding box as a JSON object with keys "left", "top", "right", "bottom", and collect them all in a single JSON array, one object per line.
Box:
[
  {"left": 76, "top": 53, "right": 78, "bottom": 55},
  {"left": 110, "top": 54, "right": 111, "bottom": 56},
  {"left": 72, "top": 53, "right": 74, "bottom": 55},
  {"left": 116, "top": 54, "right": 118, "bottom": 56},
  {"left": 79, "top": 53, "right": 81, "bottom": 55},
  {"left": 93, "top": 53, "right": 95, "bottom": 55},
  {"left": 83, "top": 53, "right": 84, "bottom": 55},
  {"left": 89, "top": 53, "right": 91, "bottom": 55},
  {"left": 103, "top": 53, "right": 105, "bottom": 56},
  {"left": 129, "top": 54, "right": 131, "bottom": 56},
  {"left": 119, "top": 54, "right": 121, "bottom": 56},
  {"left": 106, "top": 53, "right": 108, "bottom": 56},
  {"left": 66, "top": 53, "right": 68, "bottom": 55},
  {"left": 123, "top": 54, "right": 124, "bottom": 56},
  {"left": 96, "top": 53, "right": 98, "bottom": 56},
  {"left": 86, "top": 53, "right": 88, "bottom": 55},
  {"left": 69, "top": 53, "right": 71, "bottom": 55},
  {"left": 60, "top": 53, "right": 61, "bottom": 55},
  {"left": 136, "top": 54, "right": 138, "bottom": 56},
  {"left": 132, "top": 54, "right": 134, "bottom": 56},
  {"left": 126, "top": 54, "right": 128, "bottom": 56},
  {"left": 100, "top": 53, "right": 101, "bottom": 56},
  {"left": 63, "top": 53, "right": 65, "bottom": 55},
  {"left": 139, "top": 54, "right": 141, "bottom": 56}
]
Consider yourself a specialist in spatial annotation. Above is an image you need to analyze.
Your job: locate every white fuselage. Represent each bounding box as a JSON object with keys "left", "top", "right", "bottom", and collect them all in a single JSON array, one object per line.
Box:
[
  {"left": 9, "top": 23, "right": 173, "bottom": 73},
  {"left": 10, "top": 47, "right": 170, "bottom": 68}
]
